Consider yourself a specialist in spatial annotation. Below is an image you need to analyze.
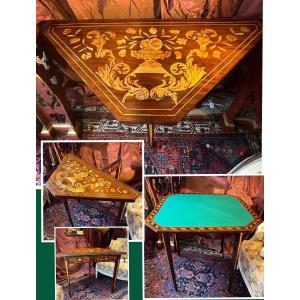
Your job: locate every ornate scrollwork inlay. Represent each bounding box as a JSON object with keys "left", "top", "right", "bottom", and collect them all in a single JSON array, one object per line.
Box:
[{"left": 61, "top": 25, "right": 251, "bottom": 104}]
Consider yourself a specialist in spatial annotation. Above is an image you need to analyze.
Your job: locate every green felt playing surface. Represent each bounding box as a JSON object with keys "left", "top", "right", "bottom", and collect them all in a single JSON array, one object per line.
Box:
[{"left": 153, "top": 194, "right": 253, "bottom": 228}]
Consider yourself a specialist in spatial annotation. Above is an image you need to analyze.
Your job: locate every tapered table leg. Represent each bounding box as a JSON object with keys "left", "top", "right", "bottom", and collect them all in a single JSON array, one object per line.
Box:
[
  {"left": 220, "top": 233, "right": 225, "bottom": 254},
  {"left": 162, "top": 233, "right": 178, "bottom": 292},
  {"left": 228, "top": 233, "right": 243, "bottom": 292},
  {"left": 233, "top": 233, "right": 243, "bottom": 271},
  {"left": 147, "top": 124, "right": 155, "bottom": 147},
  {"left": 64, "top": 258, "right": 72, "bottom": 297},
  {"left": 63, "top": 198, "right": 74, "bottom": 227},
  {"left": 174, "top": 234, "right": 181, "bottom": 256},
  {"left": 111, "top": 258, "right": 120, "bottom": 293},
  {"left": 116, "top": 202, "right": 127, "bottom": 225}
]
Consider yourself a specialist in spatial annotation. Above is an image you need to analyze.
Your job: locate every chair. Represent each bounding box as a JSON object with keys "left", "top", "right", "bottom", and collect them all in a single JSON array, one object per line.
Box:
[
  {"left": 228, "top": 153, "right": 262, "bottom": 174},
  {"left": 56, "top": 284, "right": 64, "bottom": 300},
  {"left": 95, "top": 238, "right": 128, "bottom": 281},
  {"left": 238, "top": 222, "right": 264, "bottom": 297},
  {"left": 126, "top": 195, "right": 143, "bottom": 240}
]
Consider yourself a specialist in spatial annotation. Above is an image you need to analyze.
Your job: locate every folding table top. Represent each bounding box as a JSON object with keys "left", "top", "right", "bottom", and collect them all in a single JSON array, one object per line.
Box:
[
  {"left": 40, "top": 19, "right": 262, "bottom": 123},
  {"left": 146, "top": 194, "right": 261, "bottom": 233},
  {"left": 46, "top": 154, "right": 140, "bottom": 201}
]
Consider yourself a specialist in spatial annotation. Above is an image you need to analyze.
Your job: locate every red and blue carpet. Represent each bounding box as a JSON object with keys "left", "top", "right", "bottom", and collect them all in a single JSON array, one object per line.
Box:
[
  {"left": 59, "top": 274, "right": 128, "bottom": 300},
  {"left": 144, "top": 248, "right": 249, "bottom": 298}
]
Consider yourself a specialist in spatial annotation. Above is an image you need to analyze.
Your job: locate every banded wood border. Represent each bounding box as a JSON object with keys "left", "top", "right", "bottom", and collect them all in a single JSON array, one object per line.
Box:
[{"left": 145, "top": 193, "right": 262, "bottom": 233}]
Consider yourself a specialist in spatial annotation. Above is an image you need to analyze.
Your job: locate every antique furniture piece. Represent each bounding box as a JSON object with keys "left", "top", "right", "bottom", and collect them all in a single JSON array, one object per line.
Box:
[
  {"left": 145, "top": 193, "right": 262, "bottom": 292},
  {"left": 96, "top": 238, "right": 128, "bottom": 281},
  {"left": 57, "top": 247, "right": 126, "bottom": 297},
  {"left": 46, "top": 154, "right": 140, "bottom": 226},
  {"left": 38, "top": 19, "right": 262, "bottom": 145},
  {"left": 238, "top": 222, "right": 264, "bottom": 297}
]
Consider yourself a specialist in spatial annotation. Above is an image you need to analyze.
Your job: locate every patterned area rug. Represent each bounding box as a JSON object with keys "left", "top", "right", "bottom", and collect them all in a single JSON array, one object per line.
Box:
[
  {"left": 43, "top": 200, "right": 123, "bottom": 240},
  {"left": 81, "top": 119, "right": 261, "bottom": 175},
  {"left": 144, "top": 248, "right": 250, "bottom": 298},
  {"left": 145, "top": 134, "right": 261, "bottom": 174},
  {"left": 60, "top": 275, "right": 128, "bottom": 300},
  {"left": 82, "top": 119, "right": 222, "bottom": 136}
]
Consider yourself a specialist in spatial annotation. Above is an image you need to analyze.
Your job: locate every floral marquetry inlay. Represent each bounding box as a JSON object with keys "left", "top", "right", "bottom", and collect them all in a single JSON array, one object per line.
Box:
[
  {"left": 42, "top": 20, "right": 262, "bottom": 123},
  {"left": 46, "top": 154, "right": 140, "bottom": 201}
]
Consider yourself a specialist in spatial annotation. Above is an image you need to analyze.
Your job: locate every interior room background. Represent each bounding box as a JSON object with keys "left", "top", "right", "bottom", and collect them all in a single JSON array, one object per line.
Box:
[{"left": 36, "top": 0, "right": 262, "bottom": 175}]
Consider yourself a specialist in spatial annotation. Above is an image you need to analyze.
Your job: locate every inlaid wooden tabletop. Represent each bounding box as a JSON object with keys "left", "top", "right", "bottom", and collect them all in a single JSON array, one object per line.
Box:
[
  {"left": 40, "top": 19, "right": 262, "bottom": 123},
  {"left": 56, "top": 247, "right": 126, "bottom": 258},
  {"left": 146, "top": 194, "right": 262, "bottom": 233},
  {"left": 46, "top": 154, "right": 140, "bottom": 201}
]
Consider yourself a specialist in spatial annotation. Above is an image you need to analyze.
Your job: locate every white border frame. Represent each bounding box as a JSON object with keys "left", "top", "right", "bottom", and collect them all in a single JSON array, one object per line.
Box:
[
  {"left": 40, "top": 139, "right": 144, "bottom": 243},
  {"left": 54, "top": 226, "right": 129, "bottom": 299},
  {"left": 142, "top": 174, "right": 264, "bottom": 299}
]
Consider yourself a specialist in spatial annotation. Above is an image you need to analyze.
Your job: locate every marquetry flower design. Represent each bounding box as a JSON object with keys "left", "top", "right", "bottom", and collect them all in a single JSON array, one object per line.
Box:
[
  {"left": 125, "top": 27, "right": 136, "bottom": 34},
  {"left": 176, "top": 37, "right": 187, "bottom": 45},
  {"left": 62, "top": 28, "right": 115, "bottom": 61},
  {"left": 70, "top": 37, "right": 81, "bottom": 44},
  {"left": 226, "top": 34, "right": 237, "bottom": 42},
  {"left": 174, "top": 50, "right": 182, "bottom": 59},
  {"left": 63, "top": 28, "right": 72, "bottom": 35},
  {"left": 63, "top": 28, "right": 82, "bottom": 37},
  {"left": 240, "top": 26, "right": 250, "bottom": 33},
  {"left": 81, "top": 52, "right": 92, "bottom": 60},
  {"left": 212, "top": 50, "right": 221, "bottom": 58},
  {"left": 186, "top": 26, "right": 251, "bottom": 60},
  {"left": 118, "top": 49, "right": 126, "bottom": 57},
  {"left": 229, "top": 27, "right": 248, "bottom": 37},
  {"left": 117, "top": 38, "right": 126, "bottom": 45},
  {"left": 59, "top": 24, "right": 253, "bottom": 105},
  {"left": 116, "top": 27, "right": 184, "bottom": 59},
  {"left": 149, "top": 27, "right": 158, "bottom": 35},
  {"left": 51, "top": 156, "right": 135, "bottom": 196}
]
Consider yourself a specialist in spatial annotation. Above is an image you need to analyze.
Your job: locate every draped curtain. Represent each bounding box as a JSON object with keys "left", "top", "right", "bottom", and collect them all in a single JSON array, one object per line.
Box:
[
  {"left": 37, "top": 0, "right": 262, "bottom": 22},
  {"left": 145, "top": 175, "right": 264, "bottom": 219}
]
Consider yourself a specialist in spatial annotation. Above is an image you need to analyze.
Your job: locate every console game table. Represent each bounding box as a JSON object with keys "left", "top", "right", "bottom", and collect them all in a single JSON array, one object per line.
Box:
[
  {"left": 38, "top": 19, "right": 262, "bottom": 145},
  {"left": 145, "top": 193, "right": 262, "bottom": 291},
  {"left": 46, "top": 154, "right": 141, "bottom": 226},
  {"left": 57, "top": 247, "right": 126, "bottom": 297}
]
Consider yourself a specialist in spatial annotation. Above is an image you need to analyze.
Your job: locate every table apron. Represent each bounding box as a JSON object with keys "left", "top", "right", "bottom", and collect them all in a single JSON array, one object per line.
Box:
[{"left": 65, "top": 255, "right": 120, "bottom": 264}]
